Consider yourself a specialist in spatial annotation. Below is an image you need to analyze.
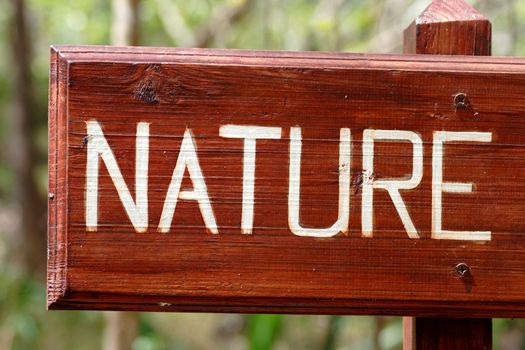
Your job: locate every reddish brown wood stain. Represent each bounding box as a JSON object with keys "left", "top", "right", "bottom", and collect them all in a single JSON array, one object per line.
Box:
[
  {"left": 403, "top": 2, "right": 493, "bottom": 348},
  {"left": 403, "top": 0, "right": 491, "bottom": 56},
  {"left": 48, "top": 45, "right": 525, "bottom": 316}
]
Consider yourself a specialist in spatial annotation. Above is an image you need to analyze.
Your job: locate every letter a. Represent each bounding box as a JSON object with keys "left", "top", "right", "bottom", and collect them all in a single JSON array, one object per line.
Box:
[{"left": 158, "top": 129, "right": 218, "bottom": 234}]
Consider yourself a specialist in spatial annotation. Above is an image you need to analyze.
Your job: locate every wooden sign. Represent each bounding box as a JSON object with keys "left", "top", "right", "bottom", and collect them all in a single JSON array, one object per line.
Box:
[{"left": 48, "top": 45, "right": 525, "bottom": 317}]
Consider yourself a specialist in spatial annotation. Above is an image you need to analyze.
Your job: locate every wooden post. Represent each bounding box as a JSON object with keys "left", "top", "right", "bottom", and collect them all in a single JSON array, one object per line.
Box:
[
  {"left": 403, "top": 1, "right": 492, "bottom": 349},
  {"left": 403, "top": 0, "right": 491, "bottom": 56}
]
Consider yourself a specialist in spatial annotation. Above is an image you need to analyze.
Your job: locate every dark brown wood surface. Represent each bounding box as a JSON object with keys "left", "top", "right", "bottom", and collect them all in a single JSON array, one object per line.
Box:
[
  {"left": 49, "top": 45, "right": 525, "bottom": 317},
  {"left": 413, "top": 318, "right": 492, "bottom": 350}
]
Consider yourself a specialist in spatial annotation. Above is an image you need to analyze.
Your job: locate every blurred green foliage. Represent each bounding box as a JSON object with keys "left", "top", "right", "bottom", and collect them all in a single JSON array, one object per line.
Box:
[
  {"left": 248, "top": 315, "right": 282, "bottom": 350},
  {"left": 1, "top": 0, "right": 525, "bottom": 349}
]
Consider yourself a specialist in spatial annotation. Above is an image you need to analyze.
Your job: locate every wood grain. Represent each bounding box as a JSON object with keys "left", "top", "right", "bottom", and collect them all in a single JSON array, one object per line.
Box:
[
  {"left": 47, "top": 47, "right": 68, "bottom": 303},
  {"left": 402, "top": 1, "right": 494, "bottom": 348},
  {"left": 403, "top": 0, "right": 491, "bottom": 55},
  {"left": 49, "top": 45, "right": 525, "bottom": 317}
]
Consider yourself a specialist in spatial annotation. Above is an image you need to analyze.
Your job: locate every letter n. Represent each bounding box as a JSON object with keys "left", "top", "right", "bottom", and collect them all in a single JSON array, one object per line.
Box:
[{"left": 85, "top": 121, "right": 149, "bottom": 233}]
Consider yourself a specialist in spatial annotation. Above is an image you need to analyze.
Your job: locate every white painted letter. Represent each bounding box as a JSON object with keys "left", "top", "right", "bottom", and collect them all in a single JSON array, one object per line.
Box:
[
  {"left": 86, "top": 121, "right": 149, "bottom": 233},
  {"left": 158, "top": 129, "right": 218, "bottom": 234},
  {"left": 432, "top": 131, "right": 492, "bottom": 241},
  {"left": 288, "top": 127, "right": 351, "bottom": 237},
  {"left": 219, "top": 125, "right": 282, "bottom": 234},
  {"left": 362, "top": 130, "right": 423, "bottom": 239}
]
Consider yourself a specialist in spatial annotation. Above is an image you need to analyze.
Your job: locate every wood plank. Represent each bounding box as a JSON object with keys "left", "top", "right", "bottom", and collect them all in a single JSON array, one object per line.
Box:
[
  {"left": 47, "top": 47, "right": 68, "bottom": 303},
  {"left": 48, "top": 45, "right": 525, "bottom": 316}
]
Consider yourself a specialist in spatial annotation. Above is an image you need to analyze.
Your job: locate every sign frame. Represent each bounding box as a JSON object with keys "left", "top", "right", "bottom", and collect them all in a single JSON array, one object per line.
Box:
[{"left": 48, "top": 45, "right": 525, "bottom": 317}]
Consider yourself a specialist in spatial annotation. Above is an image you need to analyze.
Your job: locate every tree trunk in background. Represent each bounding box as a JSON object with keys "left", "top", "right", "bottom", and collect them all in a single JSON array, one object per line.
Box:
[
  {"left": 373, "top": 316, "right": 386, "bottom": 350},
  {"left": 103, "top": 312, "right": 139, "bottom": 350},
  {"left": 111, "top": 0, "right": 140, "bottom": 46},
  {"left": 193, "top": 0, "right": 253, "bottom": 48},
  {"left": 103, "top": 1, "right": 140, "bottom": 349},
  {"left": 8, "top": 0, "right": 46, "bottom": 278}
]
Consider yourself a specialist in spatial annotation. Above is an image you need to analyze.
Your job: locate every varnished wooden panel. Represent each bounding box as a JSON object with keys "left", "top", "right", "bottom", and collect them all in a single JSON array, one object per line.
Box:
[{"left": 48, "top": 45, "right": 525, "bottom": 317}]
